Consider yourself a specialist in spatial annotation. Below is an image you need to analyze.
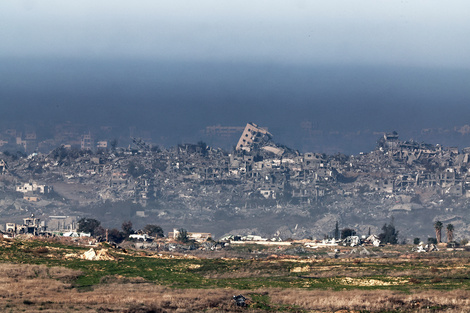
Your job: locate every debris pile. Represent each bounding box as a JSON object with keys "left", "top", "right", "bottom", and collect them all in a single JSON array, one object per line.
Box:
[
  {"left": 3, "top": 125, "right": 470, "bottom": 240},
  {"left": 82, "top": 248, "right": 116, "bottom": 261},
  {"left": 233, "top": 294, "right": 247, "bottom": 307},
  {"left": 64, "top": 248, "right": 117, "bottom": 261}
]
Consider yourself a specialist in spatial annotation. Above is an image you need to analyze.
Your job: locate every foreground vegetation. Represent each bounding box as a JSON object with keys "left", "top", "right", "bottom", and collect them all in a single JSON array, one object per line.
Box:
[{"left": 1, "top": 237, "right": 470, "bottom": 312}]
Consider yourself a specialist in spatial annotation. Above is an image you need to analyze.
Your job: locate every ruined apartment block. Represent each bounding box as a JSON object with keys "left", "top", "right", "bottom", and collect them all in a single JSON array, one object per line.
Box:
[
  {"left": 4, "top": 122, "right": 470, "bottom": 239},
  {"left": 236, "top": 122, "right": 272, "bottom": 152},
  {"left": 5, "top": 215, "right": 46, "bottom": 236},
  {"left": 16, "top": 182, "right": 51, "bottom": 194}
]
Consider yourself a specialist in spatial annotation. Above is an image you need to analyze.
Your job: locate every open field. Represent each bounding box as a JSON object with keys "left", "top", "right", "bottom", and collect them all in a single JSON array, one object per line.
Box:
[{"left": 1, "top": 237, "right": 470, "bottom": 312}]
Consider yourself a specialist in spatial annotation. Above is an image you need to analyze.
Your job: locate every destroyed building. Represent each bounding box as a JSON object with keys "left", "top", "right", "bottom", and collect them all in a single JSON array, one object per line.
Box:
[
  {"left": 5, "top": 215, "right": 46, "bottom": 236},
  {"left": 0, "top": 159, "right": 7, "bottom": 174},
  {"left": 169, "top": 228, "right": 212, "bottom": 242},
  {"left": 16, "top": 182, "right": 52, "bottom": 194},
  {"left": 47, "top": 216, "right": 78, "bottom": 232},
  {"left": 236, "top": 122, "right": 272, "bottom": 152},
  {"left": 2, "top": 125, "right": 470, "bottom": 240}
]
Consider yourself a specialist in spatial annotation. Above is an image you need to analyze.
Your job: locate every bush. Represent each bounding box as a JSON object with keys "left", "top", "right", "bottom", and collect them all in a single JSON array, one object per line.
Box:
[
  {"left": 379, "top": 223, "right": 398, "bottom": 244},
  {"left": 176, "top": 228, "right": 190, "bottom": 243},
  {"left": 341, "top": 228, "right": 356, "bottom": 239},
  {"left": 77, "top": 218, "right": 101, "bottom": 236},
  {"left": 143, "top": 224, "right": 164, "bottom": 238},
  {"left": 108, "top": 228, "right": 125, "bottom": 243}
]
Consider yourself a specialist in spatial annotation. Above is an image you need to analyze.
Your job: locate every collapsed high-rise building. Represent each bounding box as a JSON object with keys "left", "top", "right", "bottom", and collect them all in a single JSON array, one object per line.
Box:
[{"left": 235, "top": 122, "right": 272, "bottom": 152}]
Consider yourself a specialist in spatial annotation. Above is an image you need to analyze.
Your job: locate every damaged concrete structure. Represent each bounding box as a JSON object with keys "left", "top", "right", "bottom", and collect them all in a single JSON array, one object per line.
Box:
[
  {"left": 236, "top": 123, "right": 272, "bottom": 152},
  {"left": 16, "top": 182, "right": 52, "bottom": 194},
  {"left": 4, "top": 124, "right": 470, "bottom": 240},
  {"left": 5, "top": 215, "right": 46, "bottom": 236},
  {"left": 169, "top": 228, "right": 212, "bottom": 242},
  {"left": 0, "top": 159, "right": 7, "bottom": 174}
]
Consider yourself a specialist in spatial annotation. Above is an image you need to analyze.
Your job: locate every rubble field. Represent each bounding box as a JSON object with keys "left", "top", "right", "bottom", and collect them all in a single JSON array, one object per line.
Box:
[{"left": 2, "top": 127, "right": 470, "bottom": 241}]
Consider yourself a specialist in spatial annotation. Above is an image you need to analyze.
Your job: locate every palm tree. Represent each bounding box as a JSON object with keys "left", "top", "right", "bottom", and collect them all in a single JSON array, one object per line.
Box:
[
  {"left": 434, "top": 221, "right": 443, "bottom": 243},
  {"left": 446, "top": 224, "right": 454, "bottom": 242}
]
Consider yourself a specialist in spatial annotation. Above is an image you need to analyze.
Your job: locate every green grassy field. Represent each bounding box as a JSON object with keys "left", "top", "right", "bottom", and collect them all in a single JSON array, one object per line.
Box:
[{"left": 1, "top": 237, "right": 470, "bottom": 312}]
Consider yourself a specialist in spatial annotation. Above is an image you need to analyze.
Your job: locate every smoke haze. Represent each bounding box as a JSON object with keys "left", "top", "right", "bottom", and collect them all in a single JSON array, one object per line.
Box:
[{"left": 2, "top": 57, "right": 470, "bottom": 153}]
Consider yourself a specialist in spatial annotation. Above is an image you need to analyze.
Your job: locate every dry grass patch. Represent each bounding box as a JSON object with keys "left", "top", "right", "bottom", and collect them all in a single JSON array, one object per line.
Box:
[
  {"left": 272, "top": 288, "right": 470, "bottom": 312},
  {"left": 1, "top": 263, "right": 470, "bottom": 312},
  {"left": 0, "top": 263, "right": 82, "bottom": 281},
  {"left": 0, "top": 263, "right": 239, "bottom": 312},
  {"left": 335, "top": 276, "right": 409, "bottom": 287}
]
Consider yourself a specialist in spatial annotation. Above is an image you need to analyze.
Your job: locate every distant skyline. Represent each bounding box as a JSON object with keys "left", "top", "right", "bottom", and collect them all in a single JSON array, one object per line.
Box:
[{"left": 1, "top": 1, "right": 470, "bottom": 154}]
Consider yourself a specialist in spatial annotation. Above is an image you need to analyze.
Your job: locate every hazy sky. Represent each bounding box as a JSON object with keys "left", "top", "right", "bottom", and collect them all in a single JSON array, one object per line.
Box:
[
  {"left": 1, "top": 1, "right": 469, "bottom": 68},
  {"left": 1, "top": 1, "right": 470, "bottom": 153}
]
